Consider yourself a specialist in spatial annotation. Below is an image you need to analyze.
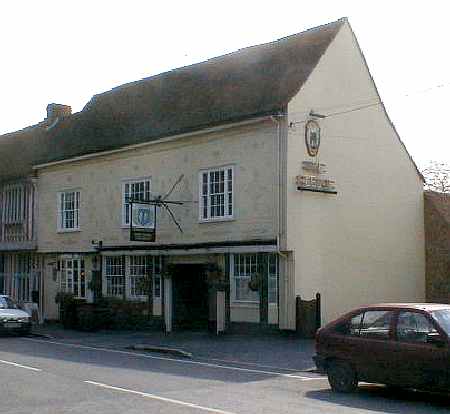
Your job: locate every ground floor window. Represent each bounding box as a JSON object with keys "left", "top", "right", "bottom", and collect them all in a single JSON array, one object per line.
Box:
[
  {"left": 230, "top": 253, "right": 278, "bottom": 304},
  {"left": 59, "top": 258, "right": 86, "bottom": 299},
  {"left": 0, "top": 254, "right": 5, "bottom": 294},
  {"left": 129, "top": 255, "right": 162, "bottom": 299},
  {"left": 13, "top": 255, "right": 32, "bottom": 302},
  {"left": 2, "top": 254, "right": 42, "bottom": 303},
  {"left": 268, "top": 254, "right": 278, "bottom": 305},
  {"left": 105, "top": 256, "right": 125, "bottom": 297},
  {"left": 232, "top": 254, "right": 259, "bottom": 302},
  {"left": 104, "top": 255, "right": 162, "bottom": 300}
]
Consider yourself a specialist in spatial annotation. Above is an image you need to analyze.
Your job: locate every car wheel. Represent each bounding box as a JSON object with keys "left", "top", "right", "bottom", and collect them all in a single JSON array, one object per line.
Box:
[{"left": 327, "top": 360, "right": 358, "bottom": 393}]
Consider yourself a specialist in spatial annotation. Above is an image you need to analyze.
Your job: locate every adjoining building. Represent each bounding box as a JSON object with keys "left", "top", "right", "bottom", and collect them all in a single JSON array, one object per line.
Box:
[
  {"left": 2, "top": 18, "right": 425, "bottom": 332},
  {"left": 0, "top": 104, "right": 72, "bottom": 321},
  {"left": 424, "top": 191, "right": 450, "bottom": 304}
]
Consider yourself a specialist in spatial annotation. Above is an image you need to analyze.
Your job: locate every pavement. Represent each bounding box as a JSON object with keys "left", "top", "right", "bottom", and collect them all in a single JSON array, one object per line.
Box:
[{"left": 30, "top": 323, "right": 317, "bottom": 371}]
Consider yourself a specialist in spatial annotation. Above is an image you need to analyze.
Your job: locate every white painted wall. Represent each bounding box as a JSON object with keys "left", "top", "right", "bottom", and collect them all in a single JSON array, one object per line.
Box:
[{"left": 286, "top": 22, "right": 425, "bottom": 325}]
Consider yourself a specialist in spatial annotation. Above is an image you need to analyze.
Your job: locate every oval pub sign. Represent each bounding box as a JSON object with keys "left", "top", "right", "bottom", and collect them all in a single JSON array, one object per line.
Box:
[{"left": 305, "top": 120, "right": 321, "bottom": 157}]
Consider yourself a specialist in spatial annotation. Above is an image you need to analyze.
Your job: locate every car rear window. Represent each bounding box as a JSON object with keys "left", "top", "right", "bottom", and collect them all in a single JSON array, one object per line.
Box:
[
  {"left": 396, "top": 311, "right": 437, "bottom": 343},
  {"left": 431, "top": 309, "right": 450, "bottom": 336}
]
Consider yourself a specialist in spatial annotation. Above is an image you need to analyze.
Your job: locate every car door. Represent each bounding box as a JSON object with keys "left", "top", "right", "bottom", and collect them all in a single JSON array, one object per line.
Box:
[
  {"left": 392, "top": 310, "right": 449, "bottom": 390},
  {"left": 331, "top": 309, "right": 397, "bottom": 384},
  {"left": 352, "top": 309, "right": 398, "bottom": 384}
]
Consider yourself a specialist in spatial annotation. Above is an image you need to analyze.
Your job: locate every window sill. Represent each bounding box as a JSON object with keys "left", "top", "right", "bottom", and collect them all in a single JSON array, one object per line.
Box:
[
  {"left": 57, "top": 229, "right": 81, "bottom": 234},
  {"left": 199, "top": 216, "right": 235, "bottom": 224},
  {"left": 231, "top": 301, "right": 259, "bottom": 308}
]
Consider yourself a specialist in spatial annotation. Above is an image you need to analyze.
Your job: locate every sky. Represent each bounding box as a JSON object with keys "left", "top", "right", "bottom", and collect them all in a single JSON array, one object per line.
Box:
[{"left": 1, "top": 1, "right": 449, "bottom": 170}]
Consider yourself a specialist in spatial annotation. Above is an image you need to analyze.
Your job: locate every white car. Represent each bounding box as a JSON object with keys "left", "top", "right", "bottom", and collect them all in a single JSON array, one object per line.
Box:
[{"left": 0, "top": 295, "right": 32, "bottom": 335}]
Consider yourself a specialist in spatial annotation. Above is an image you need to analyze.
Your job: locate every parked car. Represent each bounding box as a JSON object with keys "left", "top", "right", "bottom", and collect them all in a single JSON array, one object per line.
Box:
[
  {"left": 0, "top": 295, "right": 32, "bottom": 336},
  {"left": 314, "top": 303, "right": 450, "bottom": 393}
]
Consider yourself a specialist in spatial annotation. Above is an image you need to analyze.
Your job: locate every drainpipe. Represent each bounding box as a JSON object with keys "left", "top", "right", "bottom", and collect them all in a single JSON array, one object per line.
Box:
[{"left": 270, "top": 114, "right": 285, "bottom": 257}]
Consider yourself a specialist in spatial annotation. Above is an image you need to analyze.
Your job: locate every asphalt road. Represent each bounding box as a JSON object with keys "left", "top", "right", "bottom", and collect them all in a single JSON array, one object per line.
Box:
[{"left": 0, "top": 336, "right": 448, "bottom": 414}]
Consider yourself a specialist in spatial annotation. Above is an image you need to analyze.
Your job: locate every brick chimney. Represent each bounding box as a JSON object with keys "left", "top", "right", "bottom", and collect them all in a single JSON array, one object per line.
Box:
[{"left": 46, "top": 103, "right": 72, "bottom": 122}]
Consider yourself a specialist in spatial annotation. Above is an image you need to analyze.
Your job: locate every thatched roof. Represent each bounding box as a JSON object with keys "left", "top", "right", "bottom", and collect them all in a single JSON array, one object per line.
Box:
[{"left": 0, "top": 19, "right": 343, "bottom": 180}]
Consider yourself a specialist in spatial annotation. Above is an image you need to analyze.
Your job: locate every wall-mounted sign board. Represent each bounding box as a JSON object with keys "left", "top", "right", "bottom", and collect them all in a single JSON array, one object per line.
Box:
[{"left": 296, "top": 175, "right": 337, "bottom": 194}]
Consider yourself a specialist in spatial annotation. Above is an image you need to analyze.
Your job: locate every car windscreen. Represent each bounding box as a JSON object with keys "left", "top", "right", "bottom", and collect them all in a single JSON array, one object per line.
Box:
[
  {"left": 431, "top": 309, "right": 450, "bottom": 336},
  {"left": 0, "top": 297, "right": 18, "bottom": 309}
]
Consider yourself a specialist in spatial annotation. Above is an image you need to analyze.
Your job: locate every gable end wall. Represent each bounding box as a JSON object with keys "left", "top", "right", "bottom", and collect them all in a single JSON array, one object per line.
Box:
[{"left": 286, "top": 22, "right": 425, "bottom": 324}]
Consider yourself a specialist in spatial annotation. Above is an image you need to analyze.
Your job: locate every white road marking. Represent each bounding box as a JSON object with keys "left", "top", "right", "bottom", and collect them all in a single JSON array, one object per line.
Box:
[
  {"left": 0, "top": 359, "right": 42, "bottom": 372},
  {"left": 24, "top": 338, "right": 323, "bottom": 380},
  {"left": 85, "top": 380, "right": 236, "bottom": 414},
  {"left": 200, "top": 357, "right": 302, "bottom": 372}
]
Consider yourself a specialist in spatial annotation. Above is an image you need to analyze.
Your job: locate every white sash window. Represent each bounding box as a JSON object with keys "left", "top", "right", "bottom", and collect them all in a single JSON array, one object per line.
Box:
[
  {"left": 104, "top": 255, "right": 162, "bottom": 300},
  {"left": 199, "top": 166, "right": 233, "bottom": 221},
  {"left": 129, "top": 255, "right": 162, "bottom": 299},
  {"left": 230, "top": 253, "right": 278, "bottom": 304},
  {"left": 122, "top": 178, "right": 151, "bottom": 226},
  {"left": 59, "top": 258, "right": 86, "bottom": 299},
  {"left": 57, "top": 190, "right": 80, "bottom": 231},
  {"left": 105, "top": 256, "right": 125, "bottom": 297}
]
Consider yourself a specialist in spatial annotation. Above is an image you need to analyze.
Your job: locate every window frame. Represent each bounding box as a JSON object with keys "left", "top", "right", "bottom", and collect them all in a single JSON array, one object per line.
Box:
[
  {"left": 198, "top": 165, "right": 234, "bottom": 222},
  {"left": 59, "top": 258, "right": 86, "bottom": 299},
  {"left": 128, "top": 255, "right": 162, "bottom": 301},
  {"left": 57, "top": 189, "right": 81, "bottom": 232},
  {"left": 121, "top": 177, "right": 152, "bottom": 227},
  {"left": 267, "top": 254, "right": 278, "bottom": 305},
  {"left": 104, "top": 256, "right": 126, "bottom": 298},
  {"left": 103, "top": 255, "right": 162, "bottom": 301},
  {"left": 2, "top": 184, "right": 26, "bottom": 224},
  {"left": 230, "top": 253, "right": 279, "bottom": 305}
]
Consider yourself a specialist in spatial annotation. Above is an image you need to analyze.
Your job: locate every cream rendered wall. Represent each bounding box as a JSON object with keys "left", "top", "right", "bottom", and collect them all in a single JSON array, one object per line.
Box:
[
  {"left": 37, "top": 121, "right": 280, "bottom": 323},
  {"left": 287, "top": 22, "right": 425, "bottom": 325},
  {"left": 37, "top": 121, "right": 278, "bottom": 252}
]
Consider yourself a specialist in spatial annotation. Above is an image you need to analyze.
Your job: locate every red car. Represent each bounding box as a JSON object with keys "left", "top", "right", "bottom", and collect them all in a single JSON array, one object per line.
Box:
[{"left": 313, "top": 303, "right": 450, "bottom": 393}]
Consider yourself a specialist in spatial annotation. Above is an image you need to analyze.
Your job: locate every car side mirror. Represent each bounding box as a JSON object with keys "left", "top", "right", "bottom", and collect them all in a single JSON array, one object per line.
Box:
[{"left": 427, "top": 332, "right": 446, "bottom": 347}]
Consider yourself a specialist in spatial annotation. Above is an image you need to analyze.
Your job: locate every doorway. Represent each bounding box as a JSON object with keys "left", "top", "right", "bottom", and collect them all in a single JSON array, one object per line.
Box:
[{"left": 171, "top": 264, "right": 209, "bottom": 330}]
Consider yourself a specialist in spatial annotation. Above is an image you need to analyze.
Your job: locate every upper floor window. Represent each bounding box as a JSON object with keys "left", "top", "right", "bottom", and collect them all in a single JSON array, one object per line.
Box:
[
  {"left": 122, "top": 178, "right": 151, "bottom": 226},
  {"left": 57, "top": 190, "right": 80, "bottom": 231},
  {"left": 1, "top": 184, "right": 26, "bottom": 224},
  {"left": 199, "top": 166, "right": 233, "bottom": 221}
]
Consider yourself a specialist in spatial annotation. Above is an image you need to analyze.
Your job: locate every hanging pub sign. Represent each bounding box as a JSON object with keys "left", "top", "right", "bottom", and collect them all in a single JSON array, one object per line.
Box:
[
  {"left": 305, "top": 120, "right": 321, "bottom": 157},
  {"left": 130, "top": 201, "right": 156, "bottom": 242}
]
